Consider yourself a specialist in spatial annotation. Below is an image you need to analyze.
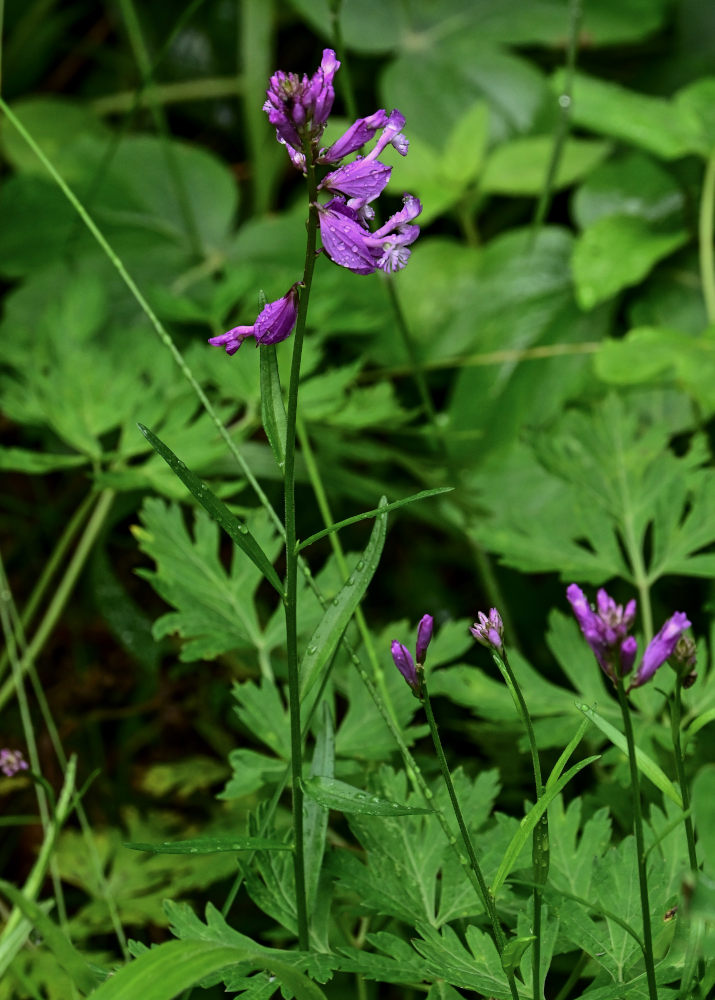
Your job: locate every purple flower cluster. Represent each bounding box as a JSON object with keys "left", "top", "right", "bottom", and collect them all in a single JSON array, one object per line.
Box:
[
  {"left": 391, "top": 613, "right": 433, "bottom": 696},
  {"left": 210, "top": 50, "right": 421, "bottom": 356},
  {"left": 470, "top": 608, "right": 504, "bottom": 652},
  {"left": 1, "top": 748, "right": 28, "bottom": 777},
  {"left": 567, "top": 584, "right": 691, "bottom": 690}
]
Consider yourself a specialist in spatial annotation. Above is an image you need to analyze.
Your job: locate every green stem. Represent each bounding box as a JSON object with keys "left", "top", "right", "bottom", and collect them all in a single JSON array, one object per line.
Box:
[
  {"left": 670, "top": 677, "right": 698, "bottom": 873},
  {"left": 0, "top": 489, "right": 116, "bottom": 713},
  {"left": 283, "top": 154, "right": 320, "bottom": 951},
  {"left": 497, "top": 649, "right": 547, "bottom": 1000},
  {"left": 422, "top": 682, "right": 520, "bottom": 1000},
  {"left": 699, "top": 155, "right": 715, "bottom": 325},
  {"left": 615, "top": 678, "right": 658, "bottom": 1000}
]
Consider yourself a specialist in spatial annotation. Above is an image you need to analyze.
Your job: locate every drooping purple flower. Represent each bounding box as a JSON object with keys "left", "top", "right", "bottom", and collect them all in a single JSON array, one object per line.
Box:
[
  {"left": 319, "top": 110, "right": 408, "bottom": 206},
  {"left": 470, "top": 608, "right": 504, "bottom": 652},
  {"left": 264, "top": 48, "right": 340, "bottom": 155},
  {"left": 1, "top": 748, "right": 28, "bottom": 778},
  {"left": 318, "top": 194, "right": 421, "bottom": 275},
  {"left": 567, "top": 583, "right": 691, "bottom": 690},
  {"left": 209, "top": 285, "right": 299, "bottom": 355},
  {"left": 416, "top": 614, "right": 434, "bottom": 665},
  {"left": 319, "top": 110, "right": 389, "bottom": 163},
  {"left": 630, "top": 611, "right": 692, "bottom": 689},
  {"left": 391, "top": 641, "right": 417, "bottom": 691}
]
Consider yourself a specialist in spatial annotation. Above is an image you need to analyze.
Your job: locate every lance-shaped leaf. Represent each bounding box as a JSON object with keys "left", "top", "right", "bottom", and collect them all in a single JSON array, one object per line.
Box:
[
  {"left": 299, "top": 497, "right": 388, "bottom": 701},
  {"left": 138, "top": 423, "right": 284, "bottom": 597},
  {"left": 259, "top": 344, "right": 287, "bottom": 471},
  {"left": 302, "top": 776, "right": 431, "bottom": 816},
  {"left": 123, "top": 836, "right": 291, "bottom": 855}
]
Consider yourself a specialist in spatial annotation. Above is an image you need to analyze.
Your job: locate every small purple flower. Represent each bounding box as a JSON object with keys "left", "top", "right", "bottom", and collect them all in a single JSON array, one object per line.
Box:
[
  {"left": 630, "top": 611, "right": 692, "bottom": 689},
  {"left": 319, "top": 110, "right": 409, "bottom": 206},
  {"left": 319, "top": 110, "right": 389, "bottom": 163},
  {"left": 470, "top": 609, "right": 504, "bottom": 652},
  {"left": 209, "top": 284, "right": 299, "bottom": 355},
  {"left": 416, "top": 614, "right": 434, "bottom": 665},
  {"left": 391, "top": 641, "right": 418, "bottom": 691},
  {"left": 391, "top": 612, "right": 434, "bottom": 696},
  {"left": 318, "top": 194, "right": 421, "bottom": 275},
  {"left": 264, "top": 48, "right": 340, "bottom": 155},
  {"left": 1, "top": 748, "right": 28, "bottom": 778},
  {"left": 567, "top": 583, "right": 691, "bottom": 689}
]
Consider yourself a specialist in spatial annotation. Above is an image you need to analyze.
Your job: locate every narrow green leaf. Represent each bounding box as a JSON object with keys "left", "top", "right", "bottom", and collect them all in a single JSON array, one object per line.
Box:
[
  {"left": 137, "top": 423, "right": 284, "bottom": 597},
  {"left": 0, "top": 448, "right": 88, "bottom": 473},
  {"left": 304, "top": 703, "right": 334, "bottom": 912},
  {"left": 500, "top": 935, "right": 535, "bottom": 976},
  {"left": 299, "top": 498, "right": 388, "bottom": 701},
  {"left": 297, "top": 487, "right": 451, "bottom": 553},
  {"left": 577, "top": 702, "right": 683, "bottom": 807},
  {"left": 85, "top": 938, "right": 326, "bottom": 1000},
  {"left": 545, "top": 717, "right": 590, "bottom": 789},
  {"left": 259, "top": 344, "right": 287, "bottom": 471},
  {"left": 301, "top": 776, "right": 431, "bottom": 816},
  {"left": 491, "top": 755, "right": 600, "bottom": 896},
  {"left": 0, "top": 879, "right": 102, "bottom": 994},
  {"left": 123, "top": 836, "right": 292, "bottom": 855}
]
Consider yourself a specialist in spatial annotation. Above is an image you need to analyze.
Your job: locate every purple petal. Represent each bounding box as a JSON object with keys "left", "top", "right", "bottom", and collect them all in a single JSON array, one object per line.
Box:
[
  {"left": 619, "top": 635, "right": 638, "bottom": 676},
  {"left": 631, "top": 612, "right": 692, "bottom": 688},
  {"left": 319, "top": 157, "right": 392, "bottom": 204},
  {"left": 391, "top": 640, "right": 417, "bottom": 688},
  {"left": 416, "top": 614, "right": 434, "bottom": 664},
  {"left": 320, "top": 110, "right": 389, "bottom": 162},
  {"left": 317, "top": 199, "right": 378, "bottom": 275},
  {"left": 254, "top": 284, "right": 300, "bottom": 345},
  {"left": 208, "top": 325, "right": 255, "bottom": 355}
]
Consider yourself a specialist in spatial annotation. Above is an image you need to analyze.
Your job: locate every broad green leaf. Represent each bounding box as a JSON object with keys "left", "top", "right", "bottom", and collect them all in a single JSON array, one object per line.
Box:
[
  {"left": 577, "top": 703, "right": 683, "bottom": 807},
  {"left": 572, "top": 152, "right": 686, "bottom": 229},
  {"left": 302, "top": 776, "right": 431, "bottom": 816},
  {"left": 1, "top": 98, "right": 109, "bottom": 179},
  {"left": 491, "top": 755, "right": 599, "bottom": 895},
  {"left": 299, "top": 499, "right": 387, "bottom": 701},
  {"left": 0, "top": 447, "right": 87, "bottom": 473},
  {"left": 481, "top": 136, "right": 610, "bottom": 195},
  {"left": 259, "top": 344, "right": 286, "bottom": 471},
  {"left": 442, "top": 101, "right": 489, "bottom": 188},
  {"left": 594, "top": 326, "right": 715, "bottom": 419},
  {"left": 298, "top": 487, "right": 452, "bottom": 551},
  {"left": 138, "top": 424, "right": 284, "bottom": 596},
  {"left": 0, "top": 880, "right": 102, "bottom": 994},
  {"left": 123, "top": 836, "right": 291, "bottom": 855},
  {"left": 675, "top": 78, "right": 715, "bottom": 158},
  {"left": 692, "top": 765, "right": 715, "bottom": 878},
  {"left": 571, "top": 215, "right": 688, "bottom": 310},
  {"left": 134, "top": 500, "right": 283, "bottom": 662},
  {"left": 552, "top": 70, "right": 699, "bottom": 159}
]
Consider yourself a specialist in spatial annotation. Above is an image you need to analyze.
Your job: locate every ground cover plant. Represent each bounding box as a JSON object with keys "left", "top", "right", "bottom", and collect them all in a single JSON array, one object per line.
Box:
[{"left": 1, "top": 0, "right": 715, "bottom": 997}]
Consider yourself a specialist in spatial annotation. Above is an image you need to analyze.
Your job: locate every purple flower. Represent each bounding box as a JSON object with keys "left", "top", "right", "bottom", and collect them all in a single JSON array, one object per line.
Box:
[
  {"left": 567, "top": 583, "right": 691, "bottom": 689},
  {"left": 318, "top": 194, "right": 421, "bottom": 275},
  {"left": 391, "top": 612, "right": 434, "bottom": 695},
  {"left": 319, "top": 110, "right": 409, "bottom": 206},
  {"left": 416, "top": 614, "right": 434, "bottom": 665},
  {"left": 319, "top": 110, "right": 389, "bottom": 163},
  {"left": 209, "top": 284, "right": 299, "bottom": 355},
  {"left": 630, "top": 611, "right": 692, "bottom": 689},
  {"left": 391, "top": 641, "right": 418, "bottom": 691},
  {"left": 470, "top": 608, "right": 504, "bottom": 652},
  {"left": 264, "top": 48, "right": 340, "bottom": 155},
  {"left": 1, "top": 748, "right": 28, "bottom": 778}
]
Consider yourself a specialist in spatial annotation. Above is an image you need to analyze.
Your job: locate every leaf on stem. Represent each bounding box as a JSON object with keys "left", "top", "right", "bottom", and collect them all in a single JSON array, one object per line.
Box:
[
  {"left": 259, "top": 343, "right": 287, "bottom": 470},
  {"left": 301, "top": 776, "right": 431, "bottom": 816}
]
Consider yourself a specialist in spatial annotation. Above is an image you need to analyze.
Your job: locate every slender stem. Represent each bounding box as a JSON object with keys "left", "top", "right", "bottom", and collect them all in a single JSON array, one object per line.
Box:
[
  {"left": 531, "top": 0, "right": 583, "bottom": 236},
  {"left": 497, "top": 649, "right": 547, "bottom": 1000},
  {"left": 699, "top": 155, "right": 715, "bottom": 325},
  {"left": 422, "top": 683, "right": 520, "bottom": 1000},
  {"left": 283, "top": 155, "right": 320, "bottom": 951},
  {"left": 670, "top": 677, "right": 698, "bottom": 873},
  {"left": 615, "top": 678, "right": 658, "bottom": 1000},
  {"left": 0, "top": 489, "right": 116, "bottom": 713}
]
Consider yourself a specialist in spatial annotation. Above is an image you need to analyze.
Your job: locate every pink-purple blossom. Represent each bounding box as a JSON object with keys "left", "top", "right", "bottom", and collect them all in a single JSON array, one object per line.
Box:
[
  {"left": 263, "top": 48, "right": 340, "bottom": 155},
  {"left": 209, "top": 285, "right": 299, "bottom": 355},
  {"left": 566, "top": 584, "right": 691, "bottom": 689},
  {"left": 470, "top": 608, "right": 504, "bottom": 652},
  {"left": 391, "top": 613, "right": 433, "bottom": 696},
  {"left": 1, "top": 748, "right": 28, "bottom": 777},
  {"left": 318, "top": 194, "right": 421, "bottom": 275}
]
